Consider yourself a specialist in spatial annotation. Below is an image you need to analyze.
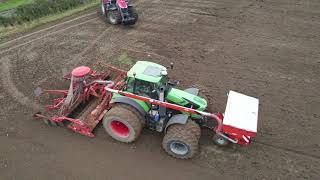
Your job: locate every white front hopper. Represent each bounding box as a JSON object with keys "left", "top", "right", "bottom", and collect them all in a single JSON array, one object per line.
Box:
[{"left": 223, "top": 91, "right": 259, "bottom": 134}]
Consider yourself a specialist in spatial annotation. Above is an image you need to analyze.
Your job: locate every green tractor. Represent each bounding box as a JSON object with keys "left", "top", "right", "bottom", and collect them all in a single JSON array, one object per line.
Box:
[{"left": 104, "top": 61, "right": 208, "bottom": 159}]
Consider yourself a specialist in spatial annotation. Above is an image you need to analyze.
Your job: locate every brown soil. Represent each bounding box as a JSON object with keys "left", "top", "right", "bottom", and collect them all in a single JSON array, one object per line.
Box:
[{"left": 0, "top": 0, "right": 319, "bottom": 179}]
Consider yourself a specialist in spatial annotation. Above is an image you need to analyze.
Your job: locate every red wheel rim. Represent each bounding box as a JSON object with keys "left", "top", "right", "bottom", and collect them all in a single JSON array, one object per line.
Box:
[{"left": 110, "top": 120, "right": 130, "bottom": 138}]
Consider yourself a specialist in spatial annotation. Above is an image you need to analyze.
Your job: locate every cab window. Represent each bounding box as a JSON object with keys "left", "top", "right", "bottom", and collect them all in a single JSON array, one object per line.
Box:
[{"left": 126, "top": 78, "right": 158, "bottom": 99}]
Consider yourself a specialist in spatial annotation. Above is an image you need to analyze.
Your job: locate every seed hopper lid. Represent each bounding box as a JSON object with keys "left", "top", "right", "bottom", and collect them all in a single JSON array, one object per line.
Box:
[
  {"left": 222, "top": 91, "right": 259, "bottom": 136},
  {"left": 71, "top": 66, "right": 91, "bottom": 78}
]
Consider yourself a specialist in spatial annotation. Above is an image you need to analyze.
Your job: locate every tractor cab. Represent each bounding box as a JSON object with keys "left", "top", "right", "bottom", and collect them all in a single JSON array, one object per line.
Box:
[
  {"left": 124, "top": 61, "right": 207, "bottom": 113},
  {"left": 125, "top": 61, "right": 168, "bottom": 99}
]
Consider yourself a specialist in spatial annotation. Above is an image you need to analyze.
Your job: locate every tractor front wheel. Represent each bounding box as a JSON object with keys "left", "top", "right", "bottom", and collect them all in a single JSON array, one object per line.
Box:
[
  {"left": 162, "top": 120, "right": 200, "bottom": 159},
  {"left": 107, "top": 10, "right": 121, "bottom": 25},
  {"left": 103, "top": 104, "right": 144, "bottom": 143}
]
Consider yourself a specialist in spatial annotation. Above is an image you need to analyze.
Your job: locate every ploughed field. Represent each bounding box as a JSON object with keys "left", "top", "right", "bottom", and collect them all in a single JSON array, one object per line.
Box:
[{"left": 0, "top": 0, "right": 319, "bottom": 179}]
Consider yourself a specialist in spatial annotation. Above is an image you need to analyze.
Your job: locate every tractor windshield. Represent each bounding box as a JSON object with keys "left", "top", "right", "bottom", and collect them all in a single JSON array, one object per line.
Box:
[{"left": 126, "top": 77, "right": 158, "bottom": 99}]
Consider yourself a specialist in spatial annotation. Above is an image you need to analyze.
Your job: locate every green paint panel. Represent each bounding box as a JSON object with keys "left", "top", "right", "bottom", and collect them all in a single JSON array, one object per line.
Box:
[
  {"left": 111, "top": 93, "right": 151, "bottom": 112},
  {"left": 166, "top": 88, "right": 207, "bottom": 111}
]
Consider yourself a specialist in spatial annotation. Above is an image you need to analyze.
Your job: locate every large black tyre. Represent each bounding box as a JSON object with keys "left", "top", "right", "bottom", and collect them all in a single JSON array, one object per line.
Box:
[
  {"left": 185, "top": 119, "right": 201, "bottom": 139},
  {"left": 162, "top": 120, "right": 200, "bottom": 159},
  {"left": 107, "top": 10, "right": 122, "bottom": 25},
  {"left": 128, "top": 7, "right": 138, "bottom": 22},
  {"left": 103, "top": 104, "right": 144, "bottom": 143},
  {"left": 166, "top": 120, "right": 201, "bottom": 139}
]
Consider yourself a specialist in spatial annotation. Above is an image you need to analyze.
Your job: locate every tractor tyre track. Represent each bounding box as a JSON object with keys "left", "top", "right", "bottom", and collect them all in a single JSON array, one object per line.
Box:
[{"left": 0, "top": 57, "right": 41, "bottom": 111}]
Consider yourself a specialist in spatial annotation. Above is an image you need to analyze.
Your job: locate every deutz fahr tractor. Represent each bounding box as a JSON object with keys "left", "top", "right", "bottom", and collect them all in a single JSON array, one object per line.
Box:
[
  {"left": 34, "top": 61, "right": 259, "bottom": 159},
  {"left": 105, "top": 61, "right": 208, "bottom": 158}
]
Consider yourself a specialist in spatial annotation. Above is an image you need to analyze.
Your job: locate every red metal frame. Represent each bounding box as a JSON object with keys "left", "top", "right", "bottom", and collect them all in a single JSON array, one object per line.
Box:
[{"left": 34, "top": 65, "right": 127, "bottom": 137}]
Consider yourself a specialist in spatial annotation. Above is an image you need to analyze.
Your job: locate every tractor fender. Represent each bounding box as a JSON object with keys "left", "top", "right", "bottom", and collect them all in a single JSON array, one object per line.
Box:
[
  {"left": 111, "top": 96, "right": 147, "bottom": 117},
  {"left": 164, "top": 114, "right": 189, "bottom": 133}
]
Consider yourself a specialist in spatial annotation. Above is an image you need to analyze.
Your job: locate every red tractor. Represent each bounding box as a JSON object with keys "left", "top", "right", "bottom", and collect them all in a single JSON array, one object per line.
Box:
[
  {"left": 101, "top": 0, "right": 138, "bottom": 25},
  {"left": 34, "top": 61, "right": 259, "bottom": 159}
]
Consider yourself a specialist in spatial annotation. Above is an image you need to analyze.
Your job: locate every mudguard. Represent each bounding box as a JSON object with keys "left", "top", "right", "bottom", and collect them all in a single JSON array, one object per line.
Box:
[
  {"left": 164, "top": 114, "right": 189, "bottom": 133},
  {"left": 111, "top": 96, "right": 147, "bottom": 117}
]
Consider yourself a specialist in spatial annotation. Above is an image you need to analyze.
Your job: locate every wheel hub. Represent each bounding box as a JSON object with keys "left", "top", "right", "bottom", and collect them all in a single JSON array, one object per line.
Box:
[
  {"left": 170, "top": 141, "right": 188, "bottom": 155},
  {"left": 108, "top": 11, "right": 118, "bottom": 24},
  {"left": 216, "top": 137, "right": 226, "bottom": 145},
  {"left": 110, "top": 120, "right": 129, "bottom": 138}
]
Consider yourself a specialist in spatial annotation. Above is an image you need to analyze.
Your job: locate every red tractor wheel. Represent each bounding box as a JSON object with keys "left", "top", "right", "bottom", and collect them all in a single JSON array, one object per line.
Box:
[{"left": 103, "top": 104, "right": 144, "bottom": 143}]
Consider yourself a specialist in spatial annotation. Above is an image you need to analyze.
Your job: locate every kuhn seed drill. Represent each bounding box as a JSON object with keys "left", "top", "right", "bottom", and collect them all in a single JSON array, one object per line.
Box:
[{"left": 34, "top": 61, "right": 259, "bottom": 159}]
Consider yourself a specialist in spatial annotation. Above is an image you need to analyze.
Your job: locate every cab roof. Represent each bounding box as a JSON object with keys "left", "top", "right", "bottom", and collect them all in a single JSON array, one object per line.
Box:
[{"left": 127, "top": 61, "right": 167, "bottom": 83}]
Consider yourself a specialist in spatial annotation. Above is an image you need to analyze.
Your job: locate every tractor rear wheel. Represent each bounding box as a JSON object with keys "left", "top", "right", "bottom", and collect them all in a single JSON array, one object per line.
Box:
[
  {"left": 187, "top": 120, "right": 201, "bottom": 139},
  {"left": 103, "top": 104, "right": 144, "bottom": 143},
  {"left": 128, "top": 7, "right": 138, "bottom": 22},
  {"left": 162, "top": 120, "right": 200, "bottom": 159}
]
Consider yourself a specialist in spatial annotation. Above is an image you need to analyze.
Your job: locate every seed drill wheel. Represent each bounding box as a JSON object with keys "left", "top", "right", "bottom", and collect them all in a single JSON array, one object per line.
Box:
[
  {"left": 162, "top": 120, "right": 200, "bottom": 159},
  {"left": 213, "top": 134, "right": 229, "bottom": 146},
  {"left": 103, "top": 104, "right": 145, "bottom": 143},
  {"left": 107, "top": 10, "right": 122, "bottom": 25}
]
